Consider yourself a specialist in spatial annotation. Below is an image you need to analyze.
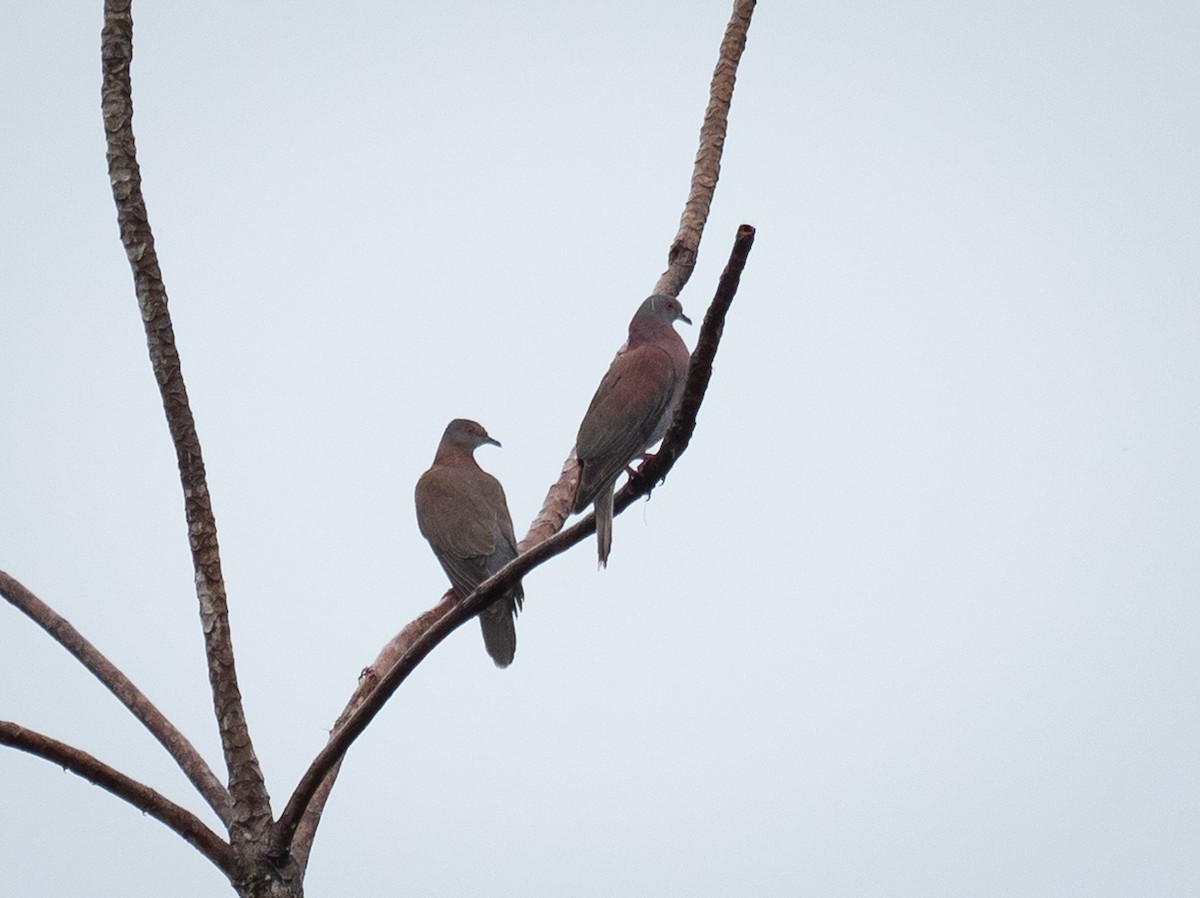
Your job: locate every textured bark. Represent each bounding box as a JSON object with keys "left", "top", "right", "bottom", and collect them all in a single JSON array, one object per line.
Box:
[
  {"left": 228, "top": 856, "right": 305, "bottom": 898},
  {"left": 1, "top": 571, "right": 231, "bottom": 823},
  {"left": 519, "top": 452, "right": 583, "bottom": 552},
  {"left": 639, "top": 224, "right": 755, "bottom": 482},
  {"left": 654, "top": 0, "right": 756, "bottom": 299},
  {"left": 285, "top": 596, "right": 455, "bottom": 869},
  {"left": 0, "top": 721, "right": 234, "bottom": 875},
  {"left": 101, "top": 0, "right": 271, "bottom": 848}
]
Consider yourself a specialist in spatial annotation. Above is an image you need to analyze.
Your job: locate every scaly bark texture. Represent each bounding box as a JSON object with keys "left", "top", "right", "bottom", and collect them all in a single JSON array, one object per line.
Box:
[
  {"left": 100, "top": 0, "right": 271, "bottom": 850},
  {"left": 654, "top": 0, "right": 756, "bottom": 299},
  {"left": 0, "top": 570, "right": 231, "bottom": 823},
  {"left": 286, "top": 596, "right": 456, "bottom": 869}
]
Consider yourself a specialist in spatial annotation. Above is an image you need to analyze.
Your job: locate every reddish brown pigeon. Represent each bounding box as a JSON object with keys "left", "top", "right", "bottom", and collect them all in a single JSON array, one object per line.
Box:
[
  {"left": 572, "top": 294, "right": 692, "bottom": 566},
  {"left": 415, "top": 419, "right": 523, "bottom": 667}
]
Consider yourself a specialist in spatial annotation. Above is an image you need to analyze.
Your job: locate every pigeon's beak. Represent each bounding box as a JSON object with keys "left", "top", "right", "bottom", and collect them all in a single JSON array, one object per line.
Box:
[
  {"left": 680, "top": 312, "right": 693, "bottom": 326},
  {"left": 485, "top": 436, "right": 502, "bottom": 448}
]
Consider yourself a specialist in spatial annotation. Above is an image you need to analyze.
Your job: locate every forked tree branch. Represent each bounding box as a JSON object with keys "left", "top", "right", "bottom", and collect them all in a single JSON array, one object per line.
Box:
[
  {"left": 0, "top": 571, "right": 231, "bottom": 824},
  {"left": 637, "top": 224, "right": 755, "bottom": 483},
  {"left": 280, "top": 0, "right": 757, "bottom": 858},
  {"left": 101, "top": 0, "right": 271, "bottom": 844},
  {"left": 279, "top": 225, "right": 755, "bottom": 852},
  {"left": 523, "top": 0, "right": 756, "bottom": 550},
  {"left": 0, "top": 721, "right": 234, "bottom": 876},
  {"left": 285, "top": 597, "right": 453, "bottom": 871},
  {"left": 2, "top": 0, "right": 754, "bottom": 882}
]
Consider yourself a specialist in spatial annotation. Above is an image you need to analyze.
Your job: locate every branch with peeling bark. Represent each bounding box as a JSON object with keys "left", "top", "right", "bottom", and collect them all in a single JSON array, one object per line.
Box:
[
  {"left": 655, "top": 0, "right": 756, "bottom": 299},
  {"left": 101, "top": 0, "right": 271, "bottom": 846},
  {"left": 283, "top": 595, "right": 456, "bottom": 870}
]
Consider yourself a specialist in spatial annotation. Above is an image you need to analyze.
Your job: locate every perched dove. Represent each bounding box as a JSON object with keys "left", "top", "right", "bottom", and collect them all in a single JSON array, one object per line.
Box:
[
  {"left": 572, "top": 294, "right": 692, "bottom": 566},
  {"left": 415, "top": 418, "right": 523, "bottom": 667}
]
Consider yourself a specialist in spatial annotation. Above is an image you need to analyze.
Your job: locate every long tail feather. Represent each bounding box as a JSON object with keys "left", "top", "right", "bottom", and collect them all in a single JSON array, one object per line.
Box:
[{"left": 595, "top": 484, "right": 614, "bottom": 568}]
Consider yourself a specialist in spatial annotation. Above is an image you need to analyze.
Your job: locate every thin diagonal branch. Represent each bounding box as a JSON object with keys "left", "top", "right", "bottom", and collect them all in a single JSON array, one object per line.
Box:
[
  {"left": 0, "top": 721, "right": 234, "bottom": 876},
  {"left": 288, "top": 755, "right": 342, "bottom": 873},
  {"left": 524, "top": 0, "right": 756, "bottom": 550},
  {"left": 284, "top": 596, "right": 452, "bottom": 871},
  {"left": 277, "top": 225, "right": 754, "bottom": 849},
  {"left": 0, "top": 570, "right": 231, "bottom": 824},
  {"left": 634, "top": 223, "right": 754, "bottom": 485},
  {"left": 101, "top": 0, "right": 270, "bottom": 843}
]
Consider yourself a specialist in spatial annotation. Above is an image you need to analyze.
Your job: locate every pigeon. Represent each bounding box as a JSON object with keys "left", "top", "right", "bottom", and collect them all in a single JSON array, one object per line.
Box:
[
  {"left": 415, "top": 418, "right": 523, "bottom": 666},
  {"left": 572, "top": 295, "right": 691, "bottom": 565}
]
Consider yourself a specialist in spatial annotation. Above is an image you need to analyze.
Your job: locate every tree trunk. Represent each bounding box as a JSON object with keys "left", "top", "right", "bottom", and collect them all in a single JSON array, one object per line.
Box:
[{"left": 231, "top": 855, "right": 305, "bottom": 898}]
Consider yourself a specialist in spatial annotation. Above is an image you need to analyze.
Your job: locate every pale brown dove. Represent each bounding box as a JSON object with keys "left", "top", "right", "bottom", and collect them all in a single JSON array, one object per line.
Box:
[
  {"left": 415, "top": 418, "right": 523, "bottom": 667},
  {"left": 572, "top": 295, "right": 692, "bottom": 566}
]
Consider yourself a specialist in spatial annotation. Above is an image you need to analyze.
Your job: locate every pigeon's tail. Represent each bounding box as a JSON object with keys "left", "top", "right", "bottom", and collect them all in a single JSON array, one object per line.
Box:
[
  {"left": 595, "top": 484, "right": 614, "bottom": 568},
  {"left": 479, "top": 595, "right": 518, "bottom": 668}
]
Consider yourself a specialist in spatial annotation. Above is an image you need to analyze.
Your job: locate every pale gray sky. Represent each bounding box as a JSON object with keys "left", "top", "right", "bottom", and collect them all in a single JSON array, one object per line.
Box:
[{"left": 3, "top": 1, "right": 1198, "bottom": 895}]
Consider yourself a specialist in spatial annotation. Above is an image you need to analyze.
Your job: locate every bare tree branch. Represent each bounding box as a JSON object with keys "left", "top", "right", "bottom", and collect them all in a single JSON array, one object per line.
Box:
[
  {"left": 524, "top": 0, "right": 756, "bottom": 551},
  {"left": 520, "top": 451, "right": 583, "bottom": 553},
  {"left": 0, "top": 571, "right": 231, "bottom": 824},
  {"left": 277, "top": 225, "right": 754, "bottom": 849},
  {"left": 654, "top": 0, "right": 756, "bottom": 299},
  {"left": 283, "top": 594, "right": 452, "bottom": 870},
  {"left": 287, "top": 755, "right": 342, "bottom": 873},
  {"left": 635, "top": 223, "right": 755, "bottom": 485},
  {"left": 0, "top": 721, "right": 234, "bottom": 876},
  {"left": 101, "top": 0, "right": 271, "bottom": 844}
]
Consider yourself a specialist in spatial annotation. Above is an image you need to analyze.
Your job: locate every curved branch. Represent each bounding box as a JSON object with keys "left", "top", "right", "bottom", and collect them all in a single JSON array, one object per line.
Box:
[
  {"left": 277, "top": 225, "right": 754, "bottom": 850},
  {"left": 654, "top": 0, "right": 756, "bottom": 298},
  {"left": 285, "top": 596, "right": 453, "bottom": 871},
  {"left": 635, "top": 223, "right": 755, "bottom": 484},
  {"left": 524, "top": 0, "right": 756, "bottom": 550},
  {"left": 1, "top": 571, "right": 231, "bottom": 824},
  {"left": 101, "top": 0, "right": 270, "bottom": 842},
  {"left": 0, "top": 721, "right": 234, "bottom": 876}
]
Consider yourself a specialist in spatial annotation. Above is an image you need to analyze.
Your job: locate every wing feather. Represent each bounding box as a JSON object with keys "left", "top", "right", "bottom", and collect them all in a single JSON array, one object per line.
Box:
[
  {"left": 416, "top": 466, "right": 523, "bottom": 603},
  {"left": 573, "top": 345, "right": 678, "bottom": 511}
]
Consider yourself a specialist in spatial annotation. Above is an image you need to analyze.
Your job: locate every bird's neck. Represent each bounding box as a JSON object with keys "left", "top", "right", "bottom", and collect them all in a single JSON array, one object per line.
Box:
[
  {"left": 433, "top": 443, "right": 480, "bottom": 469},
  {"left": 628, "top": 317, "right": 672, "bottom": 349}
]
